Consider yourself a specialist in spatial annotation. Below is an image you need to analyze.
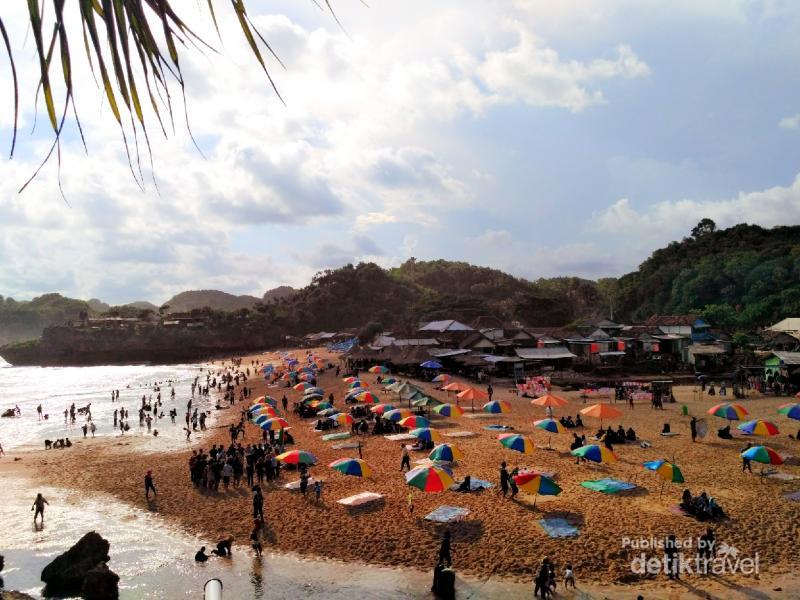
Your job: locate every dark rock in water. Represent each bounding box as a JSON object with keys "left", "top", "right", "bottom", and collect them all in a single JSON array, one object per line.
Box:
[
  {"left": 82, "top": 562, "right": 120, "bottom": 600},
  {"left": 1, "top": 553, "right": 5, "bottom": 571},
  {"left": 41, "top": 531, "right": 113, "bottom": 597}
]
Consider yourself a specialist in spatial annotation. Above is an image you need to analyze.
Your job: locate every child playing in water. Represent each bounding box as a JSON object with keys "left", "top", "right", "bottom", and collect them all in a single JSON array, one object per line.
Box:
[{"left": 32, "top": 493, "right": 49, "bottom": 524}]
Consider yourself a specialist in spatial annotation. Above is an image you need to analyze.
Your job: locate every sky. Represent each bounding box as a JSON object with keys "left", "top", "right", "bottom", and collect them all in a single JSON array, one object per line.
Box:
[{"left": 1, "top": 0, "right": 800, "bottom": 305}]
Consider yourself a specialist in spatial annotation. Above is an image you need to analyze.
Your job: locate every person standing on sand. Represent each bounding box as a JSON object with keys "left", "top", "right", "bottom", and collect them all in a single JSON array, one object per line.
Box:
[
  {"left": 690, "top": 416, "right": 698, "bottom": 442},
  {"left": 438, "top": 530, "right": 453, "bottom": 566},
  {"left": 82, "top": 424, "right": 88, "bottom": 438},
  {"left": 145, "top": 470, "right": 157, "bottom": 499},
  {"left": 500, "top": 462, "right": 510, "bottom": 497},
  {"left": 37, "top": 404, "right": 43, "bottom": 420},
  {"left": 32, "top": 493, "right": 49, "bottom": 525},
  {"left": 90, "top": 422, "right": 96, "bottom": 437},
  {"left": 487, "top": 384, "right": 493, "bottom": 401},
  {"left": 741, "top": 442, "right": 753, "bottom": 473},
  {"left": 401, "top": 446, "right": 411, "bottom": 472},
  {"left": 250, "top": 519, "right": 263, "bottom": 557},
  {"left": 253, "top": 487, "right": 264, "bottom": 522}
]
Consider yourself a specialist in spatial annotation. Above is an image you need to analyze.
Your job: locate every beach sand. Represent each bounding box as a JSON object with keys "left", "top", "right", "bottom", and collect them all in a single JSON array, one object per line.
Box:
[{"left": 10, "top": 348, "right": 800, "bottom": 598}]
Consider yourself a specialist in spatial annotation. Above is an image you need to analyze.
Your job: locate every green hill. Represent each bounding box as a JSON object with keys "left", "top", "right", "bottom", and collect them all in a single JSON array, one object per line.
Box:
[{"left": 162, "top": 290, "right": 261, "bottom": 313}]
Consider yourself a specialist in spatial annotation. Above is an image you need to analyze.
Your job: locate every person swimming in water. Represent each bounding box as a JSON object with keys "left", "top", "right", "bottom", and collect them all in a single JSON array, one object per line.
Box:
[{"left": 32, "top": 493, "right": 49, "bottom": 524}]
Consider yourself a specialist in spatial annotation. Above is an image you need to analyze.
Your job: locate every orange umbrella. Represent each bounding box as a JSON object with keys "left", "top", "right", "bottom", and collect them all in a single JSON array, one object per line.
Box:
[
  {"left": 442, "top": 382, "right": 470, "bottom": 392},
  {"left": 580, "top": 402, "right": 623, "bottom": 428},
  {"left": 457, "top": 387, "right": 489, "bottom": 412},
  {"left": 530, "top": 394, "right": 569, "bottom": 408}
]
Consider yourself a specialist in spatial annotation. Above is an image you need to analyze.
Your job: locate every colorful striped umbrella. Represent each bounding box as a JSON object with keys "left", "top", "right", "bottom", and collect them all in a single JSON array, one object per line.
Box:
[
  {"left": 316, "top": 408, "right": 340, "bottom": 417},
  {"left": 530, "top": 394, "right": 569, "bottom": 408},
  {"left": 429, "top": 443, "right": 463, "bottom": 463},
  {"left": 737, "top": 420, "right": 780, "bottom": 436},
  {"left": 305, "top": 387, "right": 325, "bottom": 396},
  {"left": 302, "top": 393, "right": 324, "bottom": 403},
  {"left": 405, "top": 465, "right": 454, "bottom": 493},
  {"left": 345, "top": 388, "right": 365, "bottom": 401},
  {"left": 432, "top": 374, "right": 452, "bottom": 383},
  {"left": 708, "top": 403, "right": 748, "bottom": 421},
  {"left": 368, "top": 365, "right": 390, "bottom": 374},
  {"left": 498, "top": 433, "right": 535, "bottom": 455},
  {"left": 354, "top": 391, "right": 380, "bottom": 404},
  {"left": 513, "top": 472, "right": 561, "bottom": 507},
  {"left": 348, "top": 381, "right": 369, "bottom": 389},
  {"left": 313, "top": 401, "right": 333, "bottom": 410},
  {"left": 741, "top": 445, "right": 784, "bottom": 465},
  {"left": 259, "top": 417, "right": 290, "bottom": 431},
  {"left": 276, "top": 450, "right": 318, "bottom": 465},
  {"left": 571, "top": 444, "right": 618, "bottom": 464},
  {"left": 534, "top": 418, "right": 566, "bottom": 449},
  {"left": 370, "top": 403, "right": 396, "bottom": 415},
  {"left": 298, "top": 373, "right": 312, "bottom": 382},
  {"left": 251, "top": 406, "right": 278, "bottom": 419},
  {"left": 432, "top": 403, "right": 464, "bottom": 418},
  {"left": 252, "top": 414, "right": 276, "bottom": 427},
  {"left": 293, "top": 382, "right": 313, "bottom": 391},
  {"left": 383, "top": 408, "right": 413, "bottom": 422},
  {"left": 642, "top": 459, "right": 684, "bottom": 495},
  {"left": 253, "top": 396, "right": 277, "bottom": 408},
  {"left": 330, "top": 413, "right": 354, "bottom": 426},
  {"left": 330, "top": 458, "right": 372, "bottom": 477},
  {"left": 778, "top": 403, "right": 800, "bottom": 420},
  {"left": 399, "top": 415, "right": 430, "bottom": 429},
  {"left": 483, "top": 400, "right": 512, "bottom": 414},
  {"left": 410, "top": 427, "right": 442, "bottom": 443},
  {"left": 382, "top": 377, "right": 398, "bottom": 385},
  {"left": 343, "top": 377, "right": 358, "bottom": 383}
]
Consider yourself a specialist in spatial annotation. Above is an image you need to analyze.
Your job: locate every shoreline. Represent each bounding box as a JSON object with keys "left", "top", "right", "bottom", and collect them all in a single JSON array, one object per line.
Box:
[{"left": 3, "top": 349, "right": 800, "bottom": 599}]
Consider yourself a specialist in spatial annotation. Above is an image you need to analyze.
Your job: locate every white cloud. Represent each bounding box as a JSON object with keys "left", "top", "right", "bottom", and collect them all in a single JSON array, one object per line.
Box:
[
  {"left": 779, "top": 113, "right": 800, "bottom": 130},
  {"left": 473, "top": 229, "right": 513, "bottom": 245}
]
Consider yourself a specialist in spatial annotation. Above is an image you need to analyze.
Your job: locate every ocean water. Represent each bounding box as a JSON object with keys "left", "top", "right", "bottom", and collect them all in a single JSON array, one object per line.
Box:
[{"left": 0, "top": 359, "right": 211, "bottom": 451}]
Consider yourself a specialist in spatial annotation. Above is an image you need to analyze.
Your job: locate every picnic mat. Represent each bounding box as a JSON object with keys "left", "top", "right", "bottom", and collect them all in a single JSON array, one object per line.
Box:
[
  {"left": 385, "top": 433, "right": 416, "bottom": 441},
  {"left": 484, "top": 424, "right": 514, "bottom": 431},
  {"left": 332, "top": 442, "right": 361, "bottom": 450},
  {"left": 425, "top": 506, "right": 470, "bottom": 523},
  {"left": 445, "top": 431, "right": 476, "bottom": 438},
  {"left": 783, "top": 491, "right": 800, "bottom": 501},
  {"left": 337, "top": 492, "right": 384, "bottom": 507},
  {"left": 581, "top": 478, "right": 637, "bottom": 494},
  {"left": 449, "top": 478, "right": 494, "bottom": 492},
  {"left": 537, "top": 518, "right": 579, "bottom": 538},
  {"left": 465, "top": 413, "right": 497, "bottom": 419},
  {"left": 660, "top": 432, "right": 680, "bottom": 437},
  {"left": 323, "top": 432, "right": 351, "bottom": 441},
  {"left": 768, "top": 472, "right": 800, "bottom": 481},
  {"left": 668, "top": 504, "right": 688, "bottom": 516}
]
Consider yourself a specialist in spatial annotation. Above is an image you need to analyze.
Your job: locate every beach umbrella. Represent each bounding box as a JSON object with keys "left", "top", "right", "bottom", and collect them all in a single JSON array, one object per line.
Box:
[
  {"left": 457, "top": 387, "right": 490, "bottom": 412},
  {"left": 399, "top": 415, "right": 430, "bottom": 429},
  {"left": 433, "top": 374, "right": 452, "bottom": 383},
  {"left": 533, "top": 418, "right": 566, "bottom": 449},
  {"left": 411, "top": 395, "right": 442, "bottom": 409},
  {"left": 580, "top": 403, "right": 623, "bottom": 428},
  {"left": 642, "top": 459, "right": 684, "bottom": 495},
  {"left": 251, "top": 406, "right": 278, "bottom": 419},
  {"left": 571, "top": 444, "right": 618, "bottom": 464},
  {"left": 302, "top": 392, "right": 324, "bottom": 403},
  {"left": 778, "top": 403, "right": 800, "bottom": 420},
  {"left": 298, "top": 373, "right": 312, "bottom": 382},
  {"left": 498, "top": 433, "right": 535, "bottom": 455},
  {"left": 405, "top": 465, "right": 454, "bottom": 493},
  {"left": 368, "top": 365, "right": 390, "bottom": 374},
  {"left": 513, "top": 472, "right": 561, "bottom": 508},
  {"left": 253, "top": 396, "right": 277, "bottom": 408},
  {"left": 259, "top": 417, "right": 290, "bottom": 431},
  {"left": 317, "top": 408, "right": 340, "bottom": 417},
  {"left": 432, "top": 403, "right": 464, "bottom": 418},
  {"left": 409, "top": 427, "right": 443, "bottom": 443},
  {"left": 305, "top": 387, "right": 324, "bottom": 396},
  {"left": 293, "top": 382, "right": 313, "bottom": 391},
  {"left": 354, "top": 391, "right": 380, "bottom": 404},
  {"left": 370, "top": 403, "right": 396, "bottom": 415},
  {"left": 442, "top": 381, "right": 470, "bottom": 393},
  {"left": 276, "top": 450, "right": 318, "bottom": 465},
  {"left": 737, "top": 420, "right": 780, "bottom": 436},
  {"left": 330, "top": 458, "right": 372, "bottom": 478},
  {"left": 420, "top": 360, "right": 443, "bottom": 369},
  {"left": 483, "top": 400, "right": 512, "bottom": 414},
  {"left": 741, "top": 445, "right": 783, "bottom": 465},
  {"left": 343, "top": 377, "right": 358, "bottom": 383},
  {"left": 348, "top": 381, "right": 369, "bottom": 389},
  {"left": 429, "top": 443, "right": 463, "bottom": 463},
  {"left": 330, "top": 413, "right": 354, "bottom": 426},
  {"left": 707, "top": 403, "right": 748, "bottom": 422},
  {"left": 252, "top": 414, "right": 276, "bottom": 427},
  {"left": 383, "top": 408, "right": 413, "bottom": 422},
  {"left": 530, "top": 394, "right": 569, "bottom": 408},
  {"left": 313, "top": 401, "right": 333, "bottom": 411},
  {"left": 382, "top": 377, "right": 398, "bottom": 385},
  {"left": 345, "top": 388, "right": 365, "bottom": 401}
]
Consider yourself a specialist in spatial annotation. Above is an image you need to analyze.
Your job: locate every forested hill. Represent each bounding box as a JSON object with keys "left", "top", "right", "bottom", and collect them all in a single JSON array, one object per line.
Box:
[
  {"left": 0, "top": 294, "right": 90, "bottom": 345},
  {"left": 610, "top": 221, "right": 800, "bottom": 329}
]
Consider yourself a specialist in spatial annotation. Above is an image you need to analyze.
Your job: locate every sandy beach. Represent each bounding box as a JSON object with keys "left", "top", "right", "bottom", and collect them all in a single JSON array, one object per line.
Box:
[{"left": 6, "top": 348, "right": 800, "bottom": 598}]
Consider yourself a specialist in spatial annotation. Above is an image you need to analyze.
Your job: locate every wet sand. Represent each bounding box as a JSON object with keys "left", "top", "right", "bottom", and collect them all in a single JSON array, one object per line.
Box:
[{"left": 6, "top": 348, "right": 800, "bottom": 598}]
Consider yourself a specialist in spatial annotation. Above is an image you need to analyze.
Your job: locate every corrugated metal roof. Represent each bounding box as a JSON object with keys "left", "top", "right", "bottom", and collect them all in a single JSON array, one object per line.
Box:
[
  {"left": 418, "top": 319, "right": 474, "bottom": 332},
  {"left": 515, "top": 347, "right": 576, "bottom": 360},
  {"left": 428, "top": 348, "right": 471, "bottom": 358},
  {"left": 772, "top": 351, "right": 800, "bottom": 365}
]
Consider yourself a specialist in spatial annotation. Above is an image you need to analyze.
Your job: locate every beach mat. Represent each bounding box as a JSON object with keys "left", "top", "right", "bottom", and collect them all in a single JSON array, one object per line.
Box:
[
  {"left": 783, "top": 491, "right": 800, "bottom": 501},
  {"left": 484, "top": 424, "right": 514, "bottom": 431},
  {"left": 581, "top": 478, "right": 637, "bottom": 494},
  {"left": 766, "top": 471, "right": 799, "bottom": 481},
  {"left": 668, "top": 505, "right": 689, "bottom": 516},
  {"left": 425, "top": 506, "right": 470, "bottom": 523},
  {"left": 337, "top": 492, "right": 383, "bottom": 507},
  {"left": 449, "top": 478, "right": 494, "bottom": 492},
  {"left": 445, "top": 431, "right": 476, "bottom": 438},
  {"left": 465, "top": 413, "right": 497, "bottom": 419},
  {"left": 385, "top": 433, "right": 416, "bottom": 441},
  {"left": 322, "top": 432, "right": 351, "bottom": 441},
  {"left": 537, "top": 518, "right": 579, "bottom": 538},
  {"left": 332, "top": 442, "right": 361, "bottom": 450},
  {"left": 284, "top": 477, "right": 318, "bottom": 491}
]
